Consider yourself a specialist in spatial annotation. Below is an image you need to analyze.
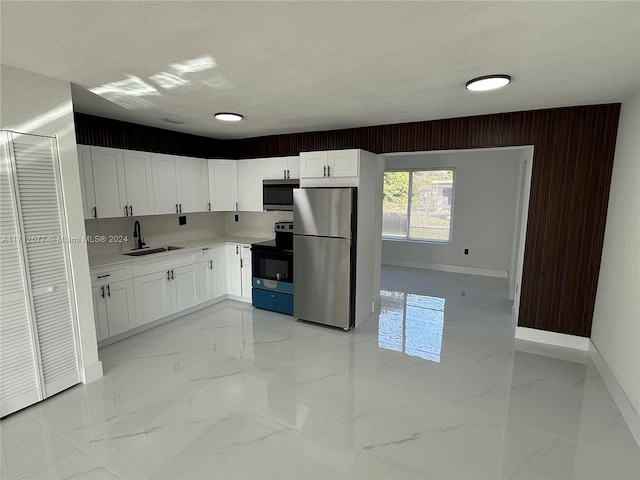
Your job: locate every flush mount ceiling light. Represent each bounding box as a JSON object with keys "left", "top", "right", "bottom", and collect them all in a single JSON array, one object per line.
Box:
[
  {"left": 466, "top": 75, "right": 511, "bottom": 92},
  {"left": 214, "top": 112, "right": 244, "bottom": 122}
]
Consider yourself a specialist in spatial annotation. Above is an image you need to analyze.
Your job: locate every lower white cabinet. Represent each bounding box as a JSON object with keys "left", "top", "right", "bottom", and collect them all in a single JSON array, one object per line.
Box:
[
  {"left": 240, "top": 245, "right": 252, "bottom": 300},
  {"left": 226, "top": 244, "right": 243, "bottom": 297},
  {"left": 133, "top": 261, "right": 214, "bottom": 327},
  {"left": 133, "top": 270, "right": 173, "bottom": 326},
  {"left": 211, "top": 245, "right": 228, "bottom": 298},
  {"left": 91, "top": 280, "right": 136, "bottom": 340},
  {"left": 91, "top": 242, "right": 250, "bottom": 343}
]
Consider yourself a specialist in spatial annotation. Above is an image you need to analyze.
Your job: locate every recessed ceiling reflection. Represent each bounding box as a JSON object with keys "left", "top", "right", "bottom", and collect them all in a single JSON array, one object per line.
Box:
[
  {"left": 378, "top": 290, "right": 445, "bottom": 363},
  {"left": 88, "top": 55, "right": 229, "bottom": 111}
]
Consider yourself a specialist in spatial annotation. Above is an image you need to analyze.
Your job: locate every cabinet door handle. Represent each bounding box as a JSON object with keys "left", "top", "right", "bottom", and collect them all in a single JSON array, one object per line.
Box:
[
  {"left": 96, "top": 274, "right": 111, "bottom": 279},
  {"left": 240, "top": 259, "right": 243, "bottom": 268},
  {"left": 287, "top": 169, "right": 291, "bottom": 179},
  {"left": 209, "top": 260, "right": 213, "bottom": 270},
  {"left": 124, "top": 205, "right": 129, "bottom": 216},
  {"left": 129, "top": 206, "right": 133, "bottom": 216},
  {"left": 284, "top": 169, "right": 287, "bottom": 179},
  {"left": 176, "top": 204, "right": 179, "bottom": 214},
  {"left": 170, "top": 269, "right": 174, "bottom": 280},
  {"left": 327, "top": 165, "right": 331, "bottom": 177},
  {"left": 179, "top": 204, "right": 182, "bottom": 213},
  {"left": 101, "top": 286, "right": 105, "bottom": 298},
  {"left": 208, "top": 202, "right": 211, "bottom": 211},
  {"left": 235, "top": 202, "right": 238, "bottom": 212},
  {"left": 323, "top": 165, "right": 327, "bottom": 177},
  {"left": 236, "top": 245, "right": 239, "bottom": 254},
  {"left": 92, "top": 206, "right": 97, "bottom": 218},
  {"left": 167, "top": 270, "right": 171, "bottom": 280},
  {"left": 106, "top": 284, "right": 111, "bottom": 297},
  {"left": 202, "top": 247, "right": 209, "bottom": 251}
]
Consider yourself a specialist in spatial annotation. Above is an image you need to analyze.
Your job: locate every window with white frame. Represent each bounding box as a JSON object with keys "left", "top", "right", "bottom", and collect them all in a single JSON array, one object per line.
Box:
[{"left": 382, "top": 169, "right": 454, "bottom": 242}]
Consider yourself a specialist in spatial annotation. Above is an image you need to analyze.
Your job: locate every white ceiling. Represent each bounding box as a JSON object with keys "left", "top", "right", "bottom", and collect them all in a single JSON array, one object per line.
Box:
[{"left": 2, "top": 1, "right": 639, "bottom": 140}]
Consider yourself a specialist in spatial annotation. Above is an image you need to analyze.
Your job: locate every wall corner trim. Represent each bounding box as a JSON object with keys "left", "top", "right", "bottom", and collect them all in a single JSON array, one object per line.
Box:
[
  {"left": 82, "top": 361, "right": 103, "bottom": 384},
  {"left": 515, "top": 326, "right": 589, "bottom": 351},
  {"left": 588, "top": 340, "right": 640, "bottom": 448}
]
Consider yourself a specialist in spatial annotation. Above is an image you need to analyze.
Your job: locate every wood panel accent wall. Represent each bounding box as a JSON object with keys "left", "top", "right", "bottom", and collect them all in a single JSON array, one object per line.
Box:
[
  {"left": 233, "top": 104, "right": 621, "bottom": 337},
  {"left": 74, "top": 113, "right": 235, "bottom": 159},
  {"left": 74, "top": 104, "right": 621, "bottom": 337}
]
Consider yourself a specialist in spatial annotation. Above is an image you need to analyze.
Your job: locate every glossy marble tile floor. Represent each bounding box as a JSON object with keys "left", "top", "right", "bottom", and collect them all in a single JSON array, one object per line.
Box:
[{"left": 2, "top": 266, "right": 639, "bottom": 479}]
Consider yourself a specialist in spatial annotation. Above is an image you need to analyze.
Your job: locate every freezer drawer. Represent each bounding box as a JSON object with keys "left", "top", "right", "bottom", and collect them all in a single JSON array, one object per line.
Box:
[{"left": 293, "top": 235, "right": 353, "bottom": 329}]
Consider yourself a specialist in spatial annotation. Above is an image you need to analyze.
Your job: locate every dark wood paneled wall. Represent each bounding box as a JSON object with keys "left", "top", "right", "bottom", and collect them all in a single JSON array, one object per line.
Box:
[
  {"left": 234, "top": 104, "right": 621, "bottom": 337},
  {"left": 74, "top": 104, "right": 621, "bottom": 337},
  {"left": 74, "top": 113, "right": 235, "bottom": 158}
]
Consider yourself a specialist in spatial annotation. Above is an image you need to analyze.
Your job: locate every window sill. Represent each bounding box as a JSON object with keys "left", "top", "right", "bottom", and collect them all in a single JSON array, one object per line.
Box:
[{"left": 382, "top": 237, "right": 451, "bottom": 245}]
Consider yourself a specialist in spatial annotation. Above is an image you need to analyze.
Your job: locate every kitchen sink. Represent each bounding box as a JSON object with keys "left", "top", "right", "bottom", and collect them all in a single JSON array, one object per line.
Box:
[{"left": 124, "top": 246, "right": 184, "bottom": 256}]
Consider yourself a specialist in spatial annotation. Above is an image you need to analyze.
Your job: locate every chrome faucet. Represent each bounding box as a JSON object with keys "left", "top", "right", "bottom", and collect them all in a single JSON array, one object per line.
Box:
[{"left": 133, "top": 220, "right": 146, "bottom": 250}]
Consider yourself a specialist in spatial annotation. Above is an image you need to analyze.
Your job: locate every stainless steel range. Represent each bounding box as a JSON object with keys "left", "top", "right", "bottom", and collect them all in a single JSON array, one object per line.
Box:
[{"left": 250, "top": 222, "right": 294, "bottom": 315}]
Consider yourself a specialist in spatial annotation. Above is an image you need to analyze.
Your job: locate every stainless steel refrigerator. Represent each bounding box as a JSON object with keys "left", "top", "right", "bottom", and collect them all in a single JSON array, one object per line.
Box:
[{"left": 293, "top": 187, "right": 356, "bottom": 330}]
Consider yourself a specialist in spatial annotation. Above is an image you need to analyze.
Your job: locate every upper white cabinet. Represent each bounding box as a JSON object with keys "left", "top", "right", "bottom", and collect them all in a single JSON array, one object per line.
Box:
[
  {"left": 300, "top": 149, "right": 359, "bottom": 180},
  {"left": 77, "top": 145, "right": 96, "bottom": 219},
  {"left": 151, "top": 153, "right": 179, "bottom": 214},
  {"left": 264, "top": 156, "right": 300, "bottom": 180},
  {"left": 208, "top": 160, "right": 238, "bottom": 211},
  {"left": 176, "top": 157, "right": 209, "bottom": 213},
  {"left": 237, "top": 159, "right": 266, "bottom": 212},
  {"left": 91, "top": 147, "right": 128, "bottom": 218},
  {"left": 123, "top": 150, "right": 155, "bottom": 216}
]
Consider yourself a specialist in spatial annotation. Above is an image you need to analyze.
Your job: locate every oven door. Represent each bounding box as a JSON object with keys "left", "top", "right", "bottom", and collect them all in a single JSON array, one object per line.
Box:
[{"left": 252, "top": 246, "right": 293, "bottom": 283}]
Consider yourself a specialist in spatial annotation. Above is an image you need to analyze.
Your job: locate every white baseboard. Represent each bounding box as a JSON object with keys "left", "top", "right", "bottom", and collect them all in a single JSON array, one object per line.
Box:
[
  {"left": 82, "top": 361, "right": 103, "bottom": 383},
  {"left": 382, "top": 259, "right": 508, "bottom": 278},
  {"left": 588, "top": 341, "right": 640, "bottom": 448},
  {"left": 515, "top": 326, "right": 590, "bottom": 351}
]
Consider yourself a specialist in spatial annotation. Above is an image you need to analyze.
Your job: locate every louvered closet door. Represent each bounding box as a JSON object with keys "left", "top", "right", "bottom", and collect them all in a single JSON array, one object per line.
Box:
[
  {"left": 0, "top": 134, "right": 42, "bottom": 417},
  {"left": 12, "top": 133, "right": 80, "bottom": 398}
]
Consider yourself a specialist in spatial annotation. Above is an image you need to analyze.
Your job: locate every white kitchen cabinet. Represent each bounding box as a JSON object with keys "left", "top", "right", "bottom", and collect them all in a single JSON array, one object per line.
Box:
[
  {"left": 264, "top": 156, "right": 300, "bottom": 180},
  {"left": 134, "top": 270, "right": 173, "bottom": 326},
  {"left": 151, "top": 153, "right": 179, "bottom": 214},
  {"left": 240, "top": 245, "right": 252, "bottom": 300},
  {"left": 300, "top": 149, "right": 359, "bottom": 180},
  {"left": 211, "top": 245, "right": 228, "bottom": 298},
  {"left": 91, "top": 286, "right": 109, "bottom": 341},
  {"left": 237, "top": 159, "right": 266, "bottom": 211},
  {"left": 91, "top": 146, "right": 128, "bottom": 218},
  {"left": 226, "top": 244, "right": 243, "bottom": 297},
  {"left": 77, "top": 145, "right": 96, "bottom": 219},
  {"left": 92, "top": 280, "right": 136, "bottom": 339},
  {"left": 123, "top": 150, "right": 155, "bottom": 216},
  {"left": 176, "top": 156, "right": 209, "bottom": 213},
  {"left": 208, "top": 160, "right": 238, "bottom": 211},
  {"left": 173, "top": 263, "right": 202, "bottom": 312}
]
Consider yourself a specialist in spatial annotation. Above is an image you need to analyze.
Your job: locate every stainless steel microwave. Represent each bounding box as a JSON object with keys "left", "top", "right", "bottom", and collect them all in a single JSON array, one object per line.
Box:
[{"left": 263, "top": 179, "right": 299, "bottom": 211}]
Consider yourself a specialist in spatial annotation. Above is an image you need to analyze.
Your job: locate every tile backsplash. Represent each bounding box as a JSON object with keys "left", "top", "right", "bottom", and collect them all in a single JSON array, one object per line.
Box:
[
  {"left": 223, "top": 211, "right": 293, "bottom": 237},
  {"left": 85, "top": 211, "right": 293, "bottom": 255}
]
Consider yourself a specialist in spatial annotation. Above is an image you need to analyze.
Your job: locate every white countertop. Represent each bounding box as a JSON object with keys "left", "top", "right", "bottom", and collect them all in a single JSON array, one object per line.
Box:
[{"left": 88, "top": 235, "right": 270, "bottom": 269}]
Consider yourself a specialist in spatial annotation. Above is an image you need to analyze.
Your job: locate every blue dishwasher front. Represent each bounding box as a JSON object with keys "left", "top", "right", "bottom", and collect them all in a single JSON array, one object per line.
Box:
[{"left": 252, "top": 278, "right": 293, "bottom": 315}]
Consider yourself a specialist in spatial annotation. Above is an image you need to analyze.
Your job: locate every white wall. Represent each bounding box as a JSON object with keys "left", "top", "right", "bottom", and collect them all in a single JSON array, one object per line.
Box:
[
  {"left": 591, "top": 92, "right": 640, "bottom": 420},
  {"left": 85, "top": 212, "right": 225, "bottom": 254},
  {"left": 0, "top": 65, "right": 101, "bottom": 381},
  {"left": 382, "top": 149, "right": 522, "bottom": 276}
]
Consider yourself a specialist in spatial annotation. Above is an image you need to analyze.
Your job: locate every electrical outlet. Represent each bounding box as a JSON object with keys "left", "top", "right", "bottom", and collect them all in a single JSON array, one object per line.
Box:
[
  {"left": 464, "top": 248, "right": 469, "bottom": 255},
  {"left": 234, "top": 214, "right": 239, "bottom": 222},
  {"left": 178, "top": 216, "right": 186, "bottom": 225}
]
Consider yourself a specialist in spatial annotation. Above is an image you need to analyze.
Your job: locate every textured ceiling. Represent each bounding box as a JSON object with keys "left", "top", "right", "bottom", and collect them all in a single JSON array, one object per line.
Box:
[{"left": 2, "top": 1, "right": 639, "bottom": 139}]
